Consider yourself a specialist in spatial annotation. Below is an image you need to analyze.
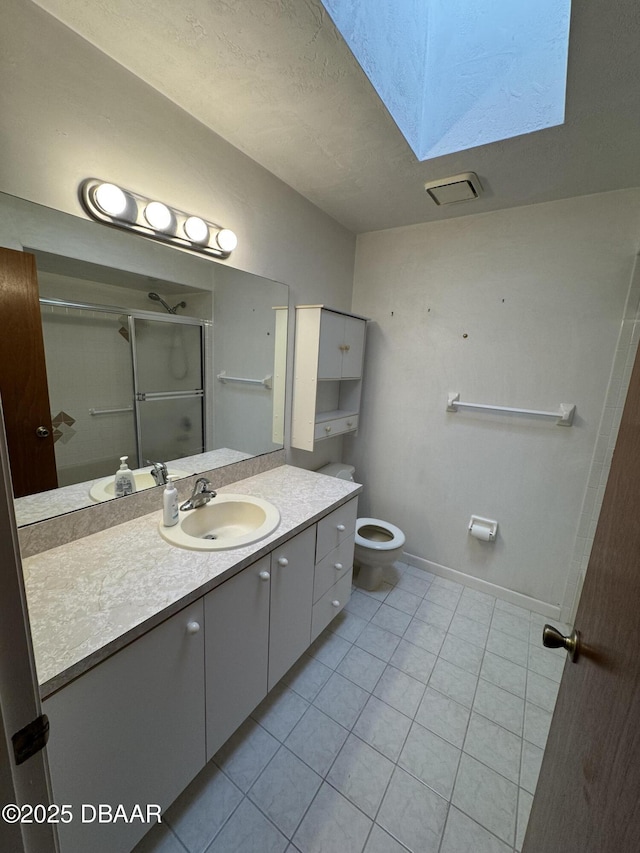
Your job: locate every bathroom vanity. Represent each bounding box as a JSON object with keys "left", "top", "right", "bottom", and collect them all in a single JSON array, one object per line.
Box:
[{"left": 22, "top": 465, "right": 360, "bottom": 853}]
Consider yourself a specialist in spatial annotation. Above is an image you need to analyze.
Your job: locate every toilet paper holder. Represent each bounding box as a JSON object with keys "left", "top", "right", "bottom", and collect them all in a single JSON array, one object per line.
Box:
[{"left": 468, "top": 515, "right": 498, "bottom": 541}]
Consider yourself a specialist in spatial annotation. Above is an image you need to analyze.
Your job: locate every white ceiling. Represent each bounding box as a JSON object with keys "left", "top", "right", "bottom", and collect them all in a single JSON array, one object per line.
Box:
[{"left": 32, "top": 0, "right": 640, "bottom": 234}]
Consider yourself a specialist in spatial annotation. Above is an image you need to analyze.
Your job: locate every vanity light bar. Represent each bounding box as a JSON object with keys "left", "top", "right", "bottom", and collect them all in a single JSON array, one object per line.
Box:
[{"left": 80, "top": 179, "right": 238, "bottom": 258}]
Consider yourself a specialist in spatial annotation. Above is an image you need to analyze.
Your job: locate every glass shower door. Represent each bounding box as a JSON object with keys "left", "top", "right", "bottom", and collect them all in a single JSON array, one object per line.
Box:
[{"left": 131, "top": 317, "right": 206, "bottom": 466}]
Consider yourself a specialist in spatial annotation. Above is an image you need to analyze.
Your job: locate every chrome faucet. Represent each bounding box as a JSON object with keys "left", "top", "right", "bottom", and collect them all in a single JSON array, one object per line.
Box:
[
  {"left": 180, "top": 477, "right": 217, "bottom": 511},
  {"left": 148, "top": 461, "right": 169, "bottom": 486}
]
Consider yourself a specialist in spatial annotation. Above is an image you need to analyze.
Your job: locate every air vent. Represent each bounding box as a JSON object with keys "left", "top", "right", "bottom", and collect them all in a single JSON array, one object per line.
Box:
[{"left": 424, "top": 172, "right": 483, "bottom": 205}]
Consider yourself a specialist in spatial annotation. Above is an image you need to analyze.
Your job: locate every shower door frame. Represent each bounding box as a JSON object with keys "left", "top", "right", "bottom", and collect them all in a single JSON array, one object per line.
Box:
[{"left": 39, "top": 297, "right": 211, "bottom": 472}]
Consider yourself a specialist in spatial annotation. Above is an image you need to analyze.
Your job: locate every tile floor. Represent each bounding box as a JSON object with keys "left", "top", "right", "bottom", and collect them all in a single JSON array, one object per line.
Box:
[{"left": 135, "top": 562, "right": 567, "bottom": 853}]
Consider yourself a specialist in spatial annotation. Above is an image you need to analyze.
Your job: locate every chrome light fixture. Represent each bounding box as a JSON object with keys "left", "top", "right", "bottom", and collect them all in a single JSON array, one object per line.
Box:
[{"left": 80, "top": 178, "right": 238, "bottom": 258}]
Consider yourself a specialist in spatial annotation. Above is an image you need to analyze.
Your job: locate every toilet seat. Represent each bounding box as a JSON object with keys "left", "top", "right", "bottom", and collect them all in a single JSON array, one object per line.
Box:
[{"left": 355, "top": 517, "right": 406, "bottom": 551}]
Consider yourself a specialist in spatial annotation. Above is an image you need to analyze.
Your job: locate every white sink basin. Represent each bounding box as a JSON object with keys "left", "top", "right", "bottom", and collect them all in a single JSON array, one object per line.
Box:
[
  {"left": 159, "top": 493, "right": 281, "bottom": 551},
  {"left": 89, "top": 468, "right": 191, "bottom": 502}
]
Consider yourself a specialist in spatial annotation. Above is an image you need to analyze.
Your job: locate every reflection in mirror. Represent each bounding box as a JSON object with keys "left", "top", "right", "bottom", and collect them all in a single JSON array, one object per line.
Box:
[{"left": 0, "top": 192, "right": 288, "bottom": 527}]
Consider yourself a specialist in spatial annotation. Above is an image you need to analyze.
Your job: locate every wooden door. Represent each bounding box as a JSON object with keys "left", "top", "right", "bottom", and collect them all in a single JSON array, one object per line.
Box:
[
  {"left": 523, "top": 337, "right": 640, "bottom": 851},
  {"left": 0, "top": 247, "right": 57, "bottom": 496}
]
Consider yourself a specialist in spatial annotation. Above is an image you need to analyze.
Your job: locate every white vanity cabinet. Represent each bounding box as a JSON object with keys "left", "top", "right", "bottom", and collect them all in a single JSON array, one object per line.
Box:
[
  {"left": 204, "top": 555, "right": 271, "bottom": 760},
  {"left": 268, "top": 525, "right": 316, "bottom": 690},
  {"left": 311, "top": 499, "right": 358, "bottom": 640},
  {"left": 43, "top": 600, "right": 206, "bottom": 853},
  {"left": 205, "top": 525, "right": 316, "bottom": 757},
  {"left": 41, "top": 490, "right": 358, "bottom": 853},
  {"left": 291, "top": 306, "right": 368, "bottom": 451}
]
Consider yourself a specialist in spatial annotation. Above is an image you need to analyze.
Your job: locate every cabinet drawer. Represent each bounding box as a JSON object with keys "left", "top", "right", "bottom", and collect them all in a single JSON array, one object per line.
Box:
[
  {"left": 311, "top": 568, "right": 353, "bottom": 641},
  {"left": 316, "top": 497, "right": 358, "bottom": 563},
  {"left": 314, "top": 534, "right": 354, "bottom": 603},
  {"left": 314, "top": 413, "right": 358, "bottom": 441}
]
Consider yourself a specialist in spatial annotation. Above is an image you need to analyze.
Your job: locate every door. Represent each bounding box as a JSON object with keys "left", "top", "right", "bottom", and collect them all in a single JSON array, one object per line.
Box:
[
  {"left": 44, "top": 599, "right": 205, "bottom": 853},
  {"left": 204, "top": 556, "right": 271, "bottom": 760},
  {"left": 0, "top": 248, "right": 57, "bottom": 496},
  {"left": 131, "top": 316, "right": 205, "bottom": 465},
  {"left": 523, "top": 338, "right": 640, "bottom": 851},
  {"left": 341, "top": 315, "right": 366, "bottom": 379},
  {"left": 0, "top": 403, "right": 57, "bottom": 853},
  {"left": 268, "top": 525, "right": 316, "bottom": 690}
]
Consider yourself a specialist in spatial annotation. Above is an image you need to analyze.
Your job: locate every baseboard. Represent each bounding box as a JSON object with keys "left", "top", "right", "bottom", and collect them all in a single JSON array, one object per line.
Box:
[{"left": 403, "top": 551, "right": 562, "bottom": 620}]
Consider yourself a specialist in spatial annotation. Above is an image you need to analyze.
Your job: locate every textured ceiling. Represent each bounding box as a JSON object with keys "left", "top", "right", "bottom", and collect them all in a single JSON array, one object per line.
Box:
[{"left": 32, "top": 0, "right": 640, "bottom": 234}]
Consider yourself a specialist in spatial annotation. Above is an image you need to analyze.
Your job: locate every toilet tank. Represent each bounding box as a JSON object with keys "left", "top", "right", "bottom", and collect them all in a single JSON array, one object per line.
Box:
[{"left": 317, "top": 462, "right": 355, "bottom": 481}]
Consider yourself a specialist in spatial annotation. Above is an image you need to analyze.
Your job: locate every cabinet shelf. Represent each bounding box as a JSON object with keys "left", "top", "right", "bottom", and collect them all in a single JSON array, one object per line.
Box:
[{"left": 292, "top": 306, "right": 368, "bottom": 451}]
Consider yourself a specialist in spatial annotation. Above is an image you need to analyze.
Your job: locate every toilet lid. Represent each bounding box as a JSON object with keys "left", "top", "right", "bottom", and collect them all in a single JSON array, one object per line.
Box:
[{"left": 355, "top": 517, "right": 406, "bottom": 550}]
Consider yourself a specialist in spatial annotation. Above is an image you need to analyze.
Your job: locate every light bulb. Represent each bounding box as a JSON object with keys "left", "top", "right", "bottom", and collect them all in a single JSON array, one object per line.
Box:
[
  {"left": 144, "top": 201, "right": 173, "bottom": 232},
  {"left": 94, "top": 183, "right": 128, "bottom": 217},
  {"left": 215, "top": 228, "right": 238, "bottom": 253},
  {"left": 183, "top": 216, "right": 209, "bottom": 244}
]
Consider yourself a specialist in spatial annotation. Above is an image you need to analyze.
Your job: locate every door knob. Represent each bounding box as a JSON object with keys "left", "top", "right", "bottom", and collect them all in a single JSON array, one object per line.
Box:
[
  {"left": 542, "top": 624, "right": 580, "bottom": 662},
  {"left": 35, "top": 426, "right": 50, "bottom": 438}
]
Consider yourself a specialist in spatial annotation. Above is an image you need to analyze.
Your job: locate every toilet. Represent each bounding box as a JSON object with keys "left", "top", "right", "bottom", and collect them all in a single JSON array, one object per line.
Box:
[{"left": 317, "top": 463, "right": 406, "bottom": 591}]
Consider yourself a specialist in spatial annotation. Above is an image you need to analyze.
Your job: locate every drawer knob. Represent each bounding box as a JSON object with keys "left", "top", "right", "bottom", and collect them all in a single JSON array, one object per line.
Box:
[
  {"left": 336, "top": 524, "right": 346, "bottom": 532},
  {"left": 331, "top": 600, "right": 341, "bottom": 608},
  {"left": 277, "top": 557, "right": 289, "bottom": 567},
  {"left": 334, "top": 562, "right": 343, "bottom": 571},
  {"left": 347, "top": 421, "right": 353, "bottom": 427},
  {"left": 259, "top": 570, "right": 271, "bottom": 581},
  {"left": 186, "top": 621, "right": 201, "bottom": 634},
  {"left": 325, "top": 425, "right": 332, "bottom": 433}
]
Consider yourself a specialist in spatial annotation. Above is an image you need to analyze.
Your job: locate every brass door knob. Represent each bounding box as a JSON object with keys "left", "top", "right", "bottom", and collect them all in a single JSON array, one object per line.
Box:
[
  {"left": 35, "top": 426, "right": 50, "bottom": 438},
  {"left": 542, "top": 624, "right": 580, "bottom": 662}
]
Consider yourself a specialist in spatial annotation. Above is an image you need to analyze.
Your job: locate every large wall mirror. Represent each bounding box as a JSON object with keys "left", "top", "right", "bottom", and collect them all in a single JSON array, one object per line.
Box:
[{"left": 0, "top": 192, "right": 288, "bottom": 527}]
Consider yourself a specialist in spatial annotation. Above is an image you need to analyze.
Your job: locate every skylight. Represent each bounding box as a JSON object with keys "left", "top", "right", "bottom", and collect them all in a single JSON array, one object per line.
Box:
[{"left": 321, "top": 0, "right": 571, "bottom": 160}]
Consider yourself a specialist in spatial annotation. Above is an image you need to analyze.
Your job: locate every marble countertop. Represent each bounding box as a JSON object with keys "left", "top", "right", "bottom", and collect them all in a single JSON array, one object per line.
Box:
[{"left": 22, "top": 465, "right": 361, "bottom": 698}]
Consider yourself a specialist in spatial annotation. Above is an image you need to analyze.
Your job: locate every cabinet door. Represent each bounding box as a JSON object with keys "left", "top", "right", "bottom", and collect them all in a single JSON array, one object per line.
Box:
[
  {"left": 268, "top": 526, "right": 316, "bottom": 690},
  {"left": 317, "top": 311, "right": 345, "bottom": 379},
  {"left": 341, "top": 316, "right": 366, "bottom": 379},
  {"left": 205, "top": 556, "right": 270, "bottom": 760},
  {"left": 43, "top": 600, "right": 205, "bottom": 853}
]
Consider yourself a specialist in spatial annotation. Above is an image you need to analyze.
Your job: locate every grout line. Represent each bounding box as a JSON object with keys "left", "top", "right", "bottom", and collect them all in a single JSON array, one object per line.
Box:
[{"left": 162, "top": 561, "right": 558, "bottom": 853}]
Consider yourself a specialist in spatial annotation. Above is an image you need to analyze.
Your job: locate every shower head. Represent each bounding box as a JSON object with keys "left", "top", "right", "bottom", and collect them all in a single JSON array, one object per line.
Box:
[{"left": 148, "top": 292, "right": 185, "bottom": 314}]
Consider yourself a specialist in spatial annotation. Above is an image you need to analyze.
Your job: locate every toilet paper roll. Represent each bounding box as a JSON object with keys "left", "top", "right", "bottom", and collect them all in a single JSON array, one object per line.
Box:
[{"left": 470, "top": 523, "right": 492, "bottom": 541}]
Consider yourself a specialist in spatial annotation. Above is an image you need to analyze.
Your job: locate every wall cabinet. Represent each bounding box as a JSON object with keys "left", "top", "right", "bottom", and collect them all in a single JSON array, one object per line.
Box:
[
  {"left": 291, "top": 306, "right": 368, "bottom": 451},
  {"left": 44, "top": 497, "right": 357, "bottom": 853}
]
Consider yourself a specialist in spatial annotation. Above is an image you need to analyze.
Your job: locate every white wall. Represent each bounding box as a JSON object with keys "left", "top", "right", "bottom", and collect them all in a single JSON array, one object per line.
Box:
[
  {"left": 213, "top": 267, "right": 286, "bottom": 455},
  {"left": 0, "top": 0, "right": 356, "bottom": 472},
  {"left": 348, "top": 190, "right": 640, "bottom": 611}
]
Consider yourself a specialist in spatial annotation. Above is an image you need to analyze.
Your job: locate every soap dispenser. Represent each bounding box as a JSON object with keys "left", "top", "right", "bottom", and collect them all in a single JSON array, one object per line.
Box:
[
  {"left": 162, "top": 477, "right": 179, "bottom": 527},
  {"left": 114, "top": 456, "right": 136, "bottom": 498}
]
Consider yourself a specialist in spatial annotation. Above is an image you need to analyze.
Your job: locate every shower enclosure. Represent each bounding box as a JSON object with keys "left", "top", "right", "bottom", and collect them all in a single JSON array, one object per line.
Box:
[{"left": 39, "top": 298, "right": 209, "bottom": 487}]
